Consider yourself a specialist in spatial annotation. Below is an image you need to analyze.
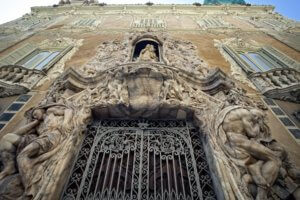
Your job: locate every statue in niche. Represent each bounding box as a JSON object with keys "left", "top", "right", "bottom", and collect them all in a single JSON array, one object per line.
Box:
[
  {"left": 138, "top": 44, "right": 158, "bottom": 62},
  {"left": 218, "top": 106, "right": 300, "bottom": 200}
]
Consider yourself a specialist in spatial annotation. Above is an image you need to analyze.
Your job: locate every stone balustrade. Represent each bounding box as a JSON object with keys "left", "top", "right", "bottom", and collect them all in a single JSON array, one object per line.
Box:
[
  {"left": 250, "top": 68, "right": 300, "bottom": 103},
  {"left": 0, "top": 65, "right": 44, "bottom": 97}
]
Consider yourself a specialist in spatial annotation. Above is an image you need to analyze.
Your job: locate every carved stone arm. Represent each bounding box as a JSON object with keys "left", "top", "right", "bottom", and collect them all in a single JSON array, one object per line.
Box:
[{"left": 13, "top": 120, "right": 40, "bottom": 136}]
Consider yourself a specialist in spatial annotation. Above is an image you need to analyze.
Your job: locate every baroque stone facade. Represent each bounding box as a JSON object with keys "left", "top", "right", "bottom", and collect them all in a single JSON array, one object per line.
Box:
[{"left": 0, "top": 2, "right": 299, "bottom": 200}]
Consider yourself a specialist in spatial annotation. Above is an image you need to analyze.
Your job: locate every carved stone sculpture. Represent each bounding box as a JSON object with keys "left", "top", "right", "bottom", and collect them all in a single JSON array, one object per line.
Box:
[
  {"left": 138, "top": 44, "right": 158, "bottom": 62},
  {"left": 0, "top": 119, "right": 41, "bottom": 180},
  {"left": 0, "top": 103, "right": 91, "bottom": 199},
  {"left": 0, "top": 33, "right": 299, "bottom": 200},
  {"left": 216, "top": 106, "right": 300, "bottom": 200}
]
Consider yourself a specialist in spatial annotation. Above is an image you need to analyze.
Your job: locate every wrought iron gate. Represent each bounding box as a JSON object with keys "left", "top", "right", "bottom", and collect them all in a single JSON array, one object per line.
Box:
[{"left": 61, "top": 119, "right": 217, "bottom": 200}]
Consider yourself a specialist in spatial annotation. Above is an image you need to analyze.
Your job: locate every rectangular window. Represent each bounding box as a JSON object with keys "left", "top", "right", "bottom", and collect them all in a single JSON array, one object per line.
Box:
[
  {"left": 17, "top": 50, "right": 60, "bottom": 70},
  {"left": 238, "top": 50, "right": 287, "bottom": 72},
  {"left": 0, "top": 43, "right": 72, "bottom": 73}
]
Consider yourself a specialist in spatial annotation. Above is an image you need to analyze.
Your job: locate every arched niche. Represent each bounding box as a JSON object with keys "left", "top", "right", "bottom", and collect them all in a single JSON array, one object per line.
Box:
[{"left": 131, "top": 37, "right": 163, "bottom": 62}]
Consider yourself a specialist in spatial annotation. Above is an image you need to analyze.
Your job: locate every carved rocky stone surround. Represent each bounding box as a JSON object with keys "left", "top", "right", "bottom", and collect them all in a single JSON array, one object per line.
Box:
[{"left": 0, "top": 33, "right": 299, "bottom": 200}]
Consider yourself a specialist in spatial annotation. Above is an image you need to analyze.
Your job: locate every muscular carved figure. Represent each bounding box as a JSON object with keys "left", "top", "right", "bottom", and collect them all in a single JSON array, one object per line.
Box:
[
  {"left": 138, "top": 44, "right": 158, "bottom": 62},
  {"left": 0, "top": 109, "right": 43, "bottom": 181},
  {"left": 221, "top": 107, "right": 282, "bottom": 200},
  {"left": 17, "top": 104, "right": 74, "bottom": 197}
]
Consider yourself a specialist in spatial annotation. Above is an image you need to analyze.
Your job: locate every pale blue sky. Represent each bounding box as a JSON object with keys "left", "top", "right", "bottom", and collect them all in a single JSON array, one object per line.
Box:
[{"left": 0, "top": 0, "right": 299, "bottom": 25}]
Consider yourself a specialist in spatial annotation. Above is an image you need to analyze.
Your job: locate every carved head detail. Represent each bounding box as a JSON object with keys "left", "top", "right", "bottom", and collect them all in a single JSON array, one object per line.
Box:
[{"left": 250, "top": 108, "right": 265, "bottom": 123}]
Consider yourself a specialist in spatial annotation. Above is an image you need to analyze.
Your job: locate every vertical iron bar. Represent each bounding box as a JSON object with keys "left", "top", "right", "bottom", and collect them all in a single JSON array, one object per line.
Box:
[
  {"left": 123, "top": 133, "right": 136, "bottom": 199},
  {"left": 108, "top": 153, "right": 118, "bottom": 198},
  {"left": 137, "top": 130, "right": 144, "bottom": 199},
  {"left": 147, "top": 133, "right": 150, "bottom": 199},
  {"left": 154, "top": 139, "right": 157, "bottom": 200},
  {"left": 129, "top": 132, "right": 139, "bottom": 199},
  {"left": 160, "top": 134, "right": 164, "bottom": 200},
  {"left": 115, "top": 137, "right": 126, "bottom": 199},
  {"left": 166, "top": 157, "right": 171, "bottom": 200},
  {"left": 178, "top": 154, "right": 187, "bottom": 199},
  {"left": 172, "top": 152, "right": 179, "bottom": 200},
  {"left": 100, "top": 151, "right": 112, "bottom": 199}
]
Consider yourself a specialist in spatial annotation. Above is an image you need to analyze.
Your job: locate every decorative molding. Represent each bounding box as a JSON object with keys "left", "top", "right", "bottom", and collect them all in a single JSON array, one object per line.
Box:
[
  {"left": 132, "top": 18, "right": 166, "bottom": 29},
  {"left": 196, "top": 17, "right": 234, "bottom": 30}
]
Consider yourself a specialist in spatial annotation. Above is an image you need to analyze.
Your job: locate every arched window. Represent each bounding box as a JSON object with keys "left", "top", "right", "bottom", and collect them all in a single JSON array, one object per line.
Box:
[{"left": 132, "top": 39, "right": 161, "bottom": 62}]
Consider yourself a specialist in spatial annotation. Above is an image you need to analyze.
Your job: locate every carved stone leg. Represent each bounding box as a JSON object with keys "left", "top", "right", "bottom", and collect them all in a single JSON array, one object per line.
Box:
[
  {"left": 0, "top": 151, "right": 17, "bottom": 180},
  {"left": 0, "top": 133, "right": 22, "bottom": 180},
  {"left": 17, "top": 142, "right": 41, "bottom": 197},
  {"left": 256, "top": 187, "right": 268, "bottom": 200},
  {"left": 248, "top": 161, "right": 268, "bottom": 187}
]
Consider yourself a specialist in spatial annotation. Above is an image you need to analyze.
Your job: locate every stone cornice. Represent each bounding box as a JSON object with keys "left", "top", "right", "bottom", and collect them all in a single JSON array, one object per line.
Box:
[
  {"left": 62, "top": 63, "right": 232, "bottom": 96},
  {"left": 31, "top": 4, "right": 274, "bottom": 16}
]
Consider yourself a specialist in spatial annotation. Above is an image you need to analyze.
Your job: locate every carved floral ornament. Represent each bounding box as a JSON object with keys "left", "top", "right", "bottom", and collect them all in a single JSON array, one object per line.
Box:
[{"left": 0, "top": 33, "right": 299, "bottom": 200}]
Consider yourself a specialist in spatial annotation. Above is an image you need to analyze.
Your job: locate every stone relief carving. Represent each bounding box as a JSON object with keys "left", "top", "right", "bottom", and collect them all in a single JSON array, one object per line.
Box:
[
  {"left": 212, "top": 105, "right": 300, "bottom": 200},
  {"left": 0, "top": 33, "right": 299, "bottom": 200},
  {"left": 0, "top": 101, "right": 91, "bottom": 200},
  {"left": 82, "top": 32, "right": 211, "bottom": 77},
  {"left": 238, "top": 14, "right": 300, "bottom": 51}
]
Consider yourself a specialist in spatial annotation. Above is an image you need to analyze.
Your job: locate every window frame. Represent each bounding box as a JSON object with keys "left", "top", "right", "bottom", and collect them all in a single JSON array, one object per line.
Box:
[
  {"left": 16, "top": 49, "right": 61, "bottom": 71},
  {"left": 0, "top": 43, "right": 73, "bottom": 72},
  {"left": 237, "top": 49, "right": 288, "bottom": 73},
  {"left": 223, "top": 45, "right": 296, "bottom": 75}
]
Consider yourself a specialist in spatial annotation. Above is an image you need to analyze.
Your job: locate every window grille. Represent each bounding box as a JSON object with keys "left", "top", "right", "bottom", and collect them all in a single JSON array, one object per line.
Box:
[{"left": 61, "top": 119, "right": 217, "bottom": 200}]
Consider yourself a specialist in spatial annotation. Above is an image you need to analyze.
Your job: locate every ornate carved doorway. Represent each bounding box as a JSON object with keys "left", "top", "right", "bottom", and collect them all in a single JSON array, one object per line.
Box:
[{"left": 61, "top": 119, "right": 217, "bottom": 200}]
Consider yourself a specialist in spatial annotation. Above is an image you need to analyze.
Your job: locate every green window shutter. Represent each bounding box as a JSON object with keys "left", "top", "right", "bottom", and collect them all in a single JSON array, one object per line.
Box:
[{"left": 0, "top": 44, "right": 37, "bottom": 66}]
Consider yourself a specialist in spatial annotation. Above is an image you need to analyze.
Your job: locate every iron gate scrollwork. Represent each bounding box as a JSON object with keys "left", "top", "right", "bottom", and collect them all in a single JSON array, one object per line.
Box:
[{"left": 61, "top": 119, "right": 217, "bottom": 200}]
